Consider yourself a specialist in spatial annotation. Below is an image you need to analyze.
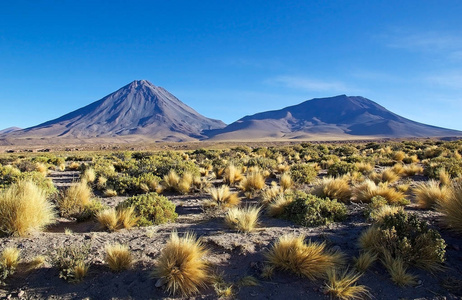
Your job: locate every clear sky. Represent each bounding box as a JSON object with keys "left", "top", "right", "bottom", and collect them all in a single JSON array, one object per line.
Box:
[{"left": 1, "top": 1, "right": 462, "bottom": 130}]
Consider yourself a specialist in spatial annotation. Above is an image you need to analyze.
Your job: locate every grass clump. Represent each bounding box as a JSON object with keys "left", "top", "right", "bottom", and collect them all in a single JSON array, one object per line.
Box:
[
  {"left": 205, "top": 185, "right": 240, "bottom": 209},
  {"left": 413, "top": 180, "right": 451, "bottom": 209},
  {"left": 117, "top": 192, "right": 177, "bottom": 226},
  {"left": 105, "top": 244, "right": 133, "bottom": 272},
  {"left": 223, "top": 164, "right": 243, "bottom": 185},
  {"left": 97, "top": 206, "right": 139, "bottom": 232},
  {"left": 282, "top": 192, "right": 347, "bottom": 227},
  {"left": 381, "top": 251, "right": 417, "bottom": 287},
  {"left": 354, "top": 251, "right": 377, "bottom": 273},
  {"left": 0, "top": 180, "right": 56, "bottom": 236},
  {"left": 58, "top": 180, "right": 92, "bottom": 218},
  {"left": 310, "top": 177, "right": 351, "bottom": 203},
  {"left": 239, "top": 170, "right": 266, "bottom": 193},
  {"left": 225, "top": 206, "right": 260, "bottom": 232},
  {"left": 352, "top": 180, "right": 408, "bottom": 205},
  {"left": 437, "top": 182, "right": 462, "bottom": 233},
  {"left": 152, "top": 232, "right": 210, "bottom": 296},
  {"left": 324, "top": 268, "right": 370, "bottom": 300},
  {"left": 52, "top": 244, "right": 90, "bottom": 283},
  {"left": 279, "top": 172, "right": 293, "bottom": 191},
  {"left": 265, "top": 234, "right": 344, "bottom": 280},
  {"left": 0, "top": 247, "right": 20, "bottom": 283},
  {"left": 267, "top": 193, "right": 294, "bottom": 217}
]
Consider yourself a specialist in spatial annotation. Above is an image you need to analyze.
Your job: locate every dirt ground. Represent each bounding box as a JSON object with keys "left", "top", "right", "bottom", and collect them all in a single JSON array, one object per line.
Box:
[{"left": 1, "top": 170, "right": 462, "bottom": 300}]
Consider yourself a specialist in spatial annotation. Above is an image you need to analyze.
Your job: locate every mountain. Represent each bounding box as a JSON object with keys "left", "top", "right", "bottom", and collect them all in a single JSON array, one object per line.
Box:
[
  {"left": 5, "top": 80, "right": 226, "bottom": 141},
  {"left": 0, "top": 127, "right": 21, "bottom": 135},
  {"left": 206, "top": 95, "right": 462, "bottom": 140}
]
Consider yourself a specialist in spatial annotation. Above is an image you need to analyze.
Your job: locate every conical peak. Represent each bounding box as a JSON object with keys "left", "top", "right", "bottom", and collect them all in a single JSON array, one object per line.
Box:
[{"left": 126, "top": 79, "right": 157, "bottom": 90}]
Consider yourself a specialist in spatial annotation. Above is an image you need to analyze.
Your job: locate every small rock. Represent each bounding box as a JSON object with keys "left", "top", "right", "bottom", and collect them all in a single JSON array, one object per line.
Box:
[{"left": 18, "top": 290, "right": 25, "bottom": 298}]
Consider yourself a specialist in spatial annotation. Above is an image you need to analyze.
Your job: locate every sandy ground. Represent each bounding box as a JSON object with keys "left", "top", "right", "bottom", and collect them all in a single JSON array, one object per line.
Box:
[{"left": 1, "top": 170, "right": 462, "bottom": 300}]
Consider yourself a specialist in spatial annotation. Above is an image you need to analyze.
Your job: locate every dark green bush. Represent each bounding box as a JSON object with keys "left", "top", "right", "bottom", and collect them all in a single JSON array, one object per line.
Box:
[
  {"left": 327, "top": 161, "right": 358, "bottom": 177},
  {"left": 282, "top": 192, "right": 347, "bottom": 227},
  {"left": 117, "top": 192, "right": 177, "bottom": 226},
  {"left": 424, "top": 157, "right": 462, "bottom": 179},
  {"left": 290, "top": 164, "right": 317, "bottom": 184}
]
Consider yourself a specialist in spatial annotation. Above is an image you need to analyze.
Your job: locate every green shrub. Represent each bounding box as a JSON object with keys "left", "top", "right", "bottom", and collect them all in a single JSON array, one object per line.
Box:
[
  {"left": 117, "top": 192, "right": 177, "bottom": 226},
  {"left": 424, "top": 157, "right": 462, "bottom": 179},
  {"left": 290, "top": 164, "right": 317, "bottom": 184},
  {"left": 52, "top": 244, "right": 90, "bottom": 283},
  {"left": 327, "top": 161, "right": 359, "bottom": 177},
  {"left": 361, "top": 211, "right": 446, "bottom": 272},
  {"left": 106, "top": 173, "right": 161, "bottom": 195},
  {"left": 282, "top": 192, "right": 347, "bottom": 227}
]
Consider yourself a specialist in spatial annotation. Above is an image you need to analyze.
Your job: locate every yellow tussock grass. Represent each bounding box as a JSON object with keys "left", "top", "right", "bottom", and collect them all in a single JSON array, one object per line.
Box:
[
  {"left": 279, "top": 172, "right": 293, "bottom": 191},
  {"left": 354, "top": 251, "right": 377, "bottom": 273},
  {"left": 0, "top": 181, "right": 56, "bottom": 236},
  {"left": 225, "top": 206, "right": 260, "bottom": 232},
  {"left": 208, "top": 185, "right": 240, "bottom": 208},
  {"left": 381, "top": 252, "right": 417, "bottom": 287},
  {"left": 265, "top": 235, "right": 344, "bottom": 281},
  {"left": 1, "top": 247, "right": 21, "bottom": 270},
  {"left": 413, "top": 180, "right": 452, "bottom": 209},
  {"left": 105, "top": 244, "right": 133, "bottom": 272},
  {"left": 437, "top": 182, "right": 462, "bottom": 233},
  {"left": 152, "top": 232, "right": 210, "bottom": 296},
  {"left": 324, "top": 268, "right": 371, "bottom": 300},
  {"left": 223, "top": 164, "right": 243, "bottom": 185},
  {"left": 240, "top": 171, "right": 266, "bottom": 192},
  {"left": 439, "top": 169, "right": 452, "bottom": 186},
  {"left": 58, "top": 180, "right": 92, "bottom": 217},
  {"left": 311, "top": 177, "right": 351, "bottom": 203},
  {"left": 267, "top": 193, "right": 293, "bottom": 217},
  {"left": 82, "top": 168, "right": 96, "bottom": 183}
]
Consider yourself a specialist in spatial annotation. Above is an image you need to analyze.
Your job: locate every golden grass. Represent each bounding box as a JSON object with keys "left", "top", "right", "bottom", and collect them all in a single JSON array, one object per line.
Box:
[
  {"left": 240, "top": 171, "right": 266, "bottom": 192},
  {"left": 368, "top": 205, "right": 403, "bottom": 223},
  {"left": 238, "top": 275, "right": 259, "bottom": 287},
  {"left": 25, "top": 255, "right": 46, "bottom": 272},
  {"left": 1, "top": 247, "right": 20, "bottom": 270},
  {"left": 225, "top": 206, "right": 260, "bottom": 232},
  {"left": 413, "top": 180, "right": 452, "bottom": 209},
  {"left": 207, "top": 185, "right": 240, "bottom": 208},
  {"left": 105, "top": 244, "right": 133, "bottom": 272},
  {"left": 324, "top": 268, "right": 371, "bottom": 300},
  {"left": 437, "top": 182, "right": 462, "bottom": 233},
  {"left": 177, "top": 172, "right": 193, "bottom": 194},
  {"left": 352, "top": 180, "right": 406, "bottom": 205},
  {"left": 223, "top": 164, "right": 243, "bottom": 185},
  {"left": 355, "top": 162, "right": 373, "bottom": 174},
  {"left": 267, "top": 193, "right": 293, "bottom": 217},
  {"left": 354, "top": 251, "right": 377, "bottom": 273},
  {"left": 163, "top": 169, "right": 180, "bottom": 191},
  {"left": 279, "top": 172, "right": 293, "bottom": 191},
  {"left": 104, "top": 189, "right": 118, "bottom": 197},
  {"left": 393, "top": 151, "right": 406, "bottom": 162},
  {"left": 73, "top": 261, "right": 89, "bottom": 282},
  {"left": 68, "top": 161, "right": 81, "bottom": 170},
  {"left": 152, "top": 232, "right": 210, "bottom": 296},
  {"left": 402, "top": 164, "right": 423, "bottom": 176},
  {"left": 380, "top": 168, "right": 401, "bottom": 183},
  {"left": 358, "top": 226, "right": 381, "bottom": 253},
  {"left": 97, "top": 206, "right": 139, "bottom": 232},
  {"left": 381, "top": 252, "right": 417, "bottom": 287},
  {"left": 439, "top": 169, "right": 452, "bottom": 186},
  {"left": 96, "top": 176, "right": 107, "bottom": 189},
  {"left": 35, "top": 162, "right": 48, "bottom": 176},
  {"left": 310, "top": 177, "right": 351, "bottom": 203},
  {"left": 265, "top": 235, "right": 344, "bottom": 280},
  {"left": 0, "top": 181, "right": 56, "bottom": 236},
  {"left": 82, "top": 168, "right": 96, "bottom": 183},
  {"left": 58, "top": 180, "right": 92, "bottom": 217}
]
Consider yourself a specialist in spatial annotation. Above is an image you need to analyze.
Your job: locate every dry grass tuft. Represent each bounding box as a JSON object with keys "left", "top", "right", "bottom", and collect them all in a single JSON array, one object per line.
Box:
[
  {"left": 225, "top": 206, "right": 260, "bottom": 232},
  {"left": 73, "top": 261, "right": 89, "bottom": 282},
  {"left": 380, "top": 168, "right": 401, "bottom": 183},
  {"left": 279, "top": 172, "right": 293, "bottom": 191},
  {"left": 25, "top": 255, "right": 46, "bottom": 272},
  {"left": 310, "top": 177, "right": 351, "bottom": 203},
  {"left": 381, "top": 252, "right": 417, "bottom": 287},
  {"left": 240, "top": 171, "right": 266, "bottom": 192},
  {"left": 1, "top": 247, "right": 20, "bottom": 270},
  {"left": 163, "top": 170, "right": 180, "bottom": 191},
  {"left": 265, "top": 234, "right": 344, "bottom": 280},
  {"left": 68, "top": 161, "right": 81, "bottom": 170},
  {"left": 369, "top": 205, "right": 403, "bottom": 223},
  {"left": 355, "top": 162, "right": 373, "bottom": 174},
  {"left": 58, "top": 180, "right": 92, "bottom": 217},
  {"left": 413, "top": 180, "right": 452, "bottom": 209},
  {"left": 439, "top": 169, "right": 452, "bottom": 186},
  {"left": 267, "top": 193, "right": 293, "bottom": 217},
  {"left": 0, "top": 181, "right": 56, "bottom": 236},
  {"left": 97, "top": 206, "right": 139, "bottom": 232},
  {"left": 105, "top": 244, "right": 133, "bottom": 272},
  {"left": 104, "top": 189, "right": 118, "bottom": 197},
  {"left": 354, "top": 251, "right": 377, "bottom": 273},
  {"left": 207, "top": 185, "right": 240, "bottom": 208},
  {"left": 177, "top": 172, "right": 193, "bottom": 194},
  {"left": 223, "top": 164, "right": 244, "bottom": 185},
  {"left": 402, "top": 164, "right": 423, "bottom": 176},
  {"left": 352, "top": 180, "right": 406, "bottom": 205},
  {"left": 324, "top": 268, "right": 371, "bottom": 300},
  {"left": 437, "top": 182, "right": 462, "bottom": 233},
  {"left": 152, "top": 232, "right": 210, "bottom": 296},
  {"left": 82, "top": 168, "right": 96, "bottom": 183}
]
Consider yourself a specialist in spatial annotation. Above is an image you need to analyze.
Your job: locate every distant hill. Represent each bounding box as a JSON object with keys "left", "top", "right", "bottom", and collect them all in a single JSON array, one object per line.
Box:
[
  {"left": 5, "top": 80, "right": 225, "bottom": 142},
  {"left": 0, "top": 127, "right": 21, "bottom": 135},
  {"left": 206, "top": 95, "right": 462, "bottom": 140}
]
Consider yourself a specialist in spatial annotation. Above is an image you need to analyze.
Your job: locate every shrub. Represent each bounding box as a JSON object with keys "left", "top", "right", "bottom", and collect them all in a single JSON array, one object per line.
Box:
[
  {"left": 290, "top": 164, "right": 317, "bottom": 184},
  {"left": 0, "top": 180, "right": 56, "bottom": 236},
  {"left": 324, "top": 268, "right": 370, "bottom": 300},
  {"left": 282, "top": 192, "right": 347, "bottom": 227},
  {"left": 105, "top": 244, "right": 133, "bottom": 272},
  {"left": 437, "top": 182, "right": 462, "bottom": 233},
  {"left": 359, "top": 211, "right": 446, "bottom": 272},
  {"left": 413, "top": 180, "right": 452, "bottom": 209},
  {"left": 327, "top": 162, "right": 358, "bottom": 177},
  {"left": 265, "top": 235, "right": 344, "bottom": 280},
  {"left": 52, "top": 244, "right": 90, "bottom": 283},
  {"left": 310, "top": 177, "right": 351, "bottom": 203},
  {"left": 152, "top": 232, "right": 210, "bottom": 296},
  {"left": 225, "top": 206, "right": 260, "bottom": 232},
  {"left": 117, "top": 192, "right": 177, "bottom": 226}
]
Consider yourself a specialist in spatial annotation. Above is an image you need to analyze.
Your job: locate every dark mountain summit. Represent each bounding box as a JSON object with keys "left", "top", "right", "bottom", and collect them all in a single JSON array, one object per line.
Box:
[
  {"left": 206, "top": 95, "right": 462, "bottom": 140},
  {"left": 8, "top": 80, "right": 226, "bottom": 141}
]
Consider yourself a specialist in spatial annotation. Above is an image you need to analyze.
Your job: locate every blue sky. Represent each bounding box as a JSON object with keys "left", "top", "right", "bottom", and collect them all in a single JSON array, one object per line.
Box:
[{"left": 1, "top": 0, "right": 462, "bottom": 130}]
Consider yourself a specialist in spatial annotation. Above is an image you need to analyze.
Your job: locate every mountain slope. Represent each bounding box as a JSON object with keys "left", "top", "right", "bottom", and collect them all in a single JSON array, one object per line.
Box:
[
  {"left": 7, "top": 80, "right": 225, "bottom": 141},
  {"left": 206, "top": 95, "right": 462, "bottom": 140}
]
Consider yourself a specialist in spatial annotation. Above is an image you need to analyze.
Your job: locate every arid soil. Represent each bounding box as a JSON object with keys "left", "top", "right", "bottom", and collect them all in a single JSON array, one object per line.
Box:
[{"left": 1, "top": 170, "right": 462, "bottom": 300}]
